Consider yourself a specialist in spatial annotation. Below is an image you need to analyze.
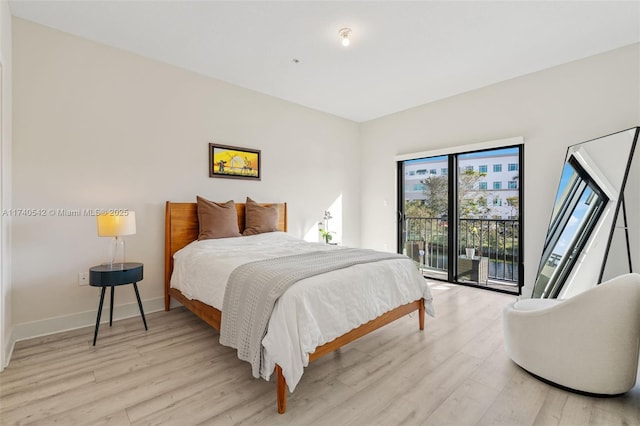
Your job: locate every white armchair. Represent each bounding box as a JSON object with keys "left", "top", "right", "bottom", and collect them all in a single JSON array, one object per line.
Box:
[{"left": 503, "top": 273, "right": 640, "bottom": 395}]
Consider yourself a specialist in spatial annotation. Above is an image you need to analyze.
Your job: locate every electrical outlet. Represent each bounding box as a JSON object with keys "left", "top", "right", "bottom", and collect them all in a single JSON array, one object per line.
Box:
[{"left": 78, "top": 272, "right": 89, "bottom": 286}]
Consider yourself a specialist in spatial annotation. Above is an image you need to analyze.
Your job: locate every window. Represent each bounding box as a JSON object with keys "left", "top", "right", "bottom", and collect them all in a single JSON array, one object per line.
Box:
[
  {"left": 508, "top": 163, "right": 519, "bottom": 171},
  {"left": 413, "top": 183, "right": 426, "bottom": 191},
  {"left": 493, "top": 197, "right": 502, "bottom": 206},
  {"left": 493, "top": 181, "right": 502, "bottom": 190},
  {"left": 479, "top": 165, "right": 488, "bottom": 173},
  {"left": 430, "top": 169, "right": 437, "bottom": 175},
  {"left": 479, "top": 182, "right": 488, "bottom": 190},
  {"left": 441, "top": 168, "right": 448, "bottom": 175},
  {"left": 465, "top": 165, "right": 473, "bottom": 172},
  {"left": 508, "top": 181, "right": 518, "bottom": 189},
  {"left": 408, "top": 170, "right": 415, "bottom": 176},
  {"left": 493, "top": 164, "right": 502, "bottom": 173},
  {"left": 416, "top": 169, "right": 427, "bottom": 175}
]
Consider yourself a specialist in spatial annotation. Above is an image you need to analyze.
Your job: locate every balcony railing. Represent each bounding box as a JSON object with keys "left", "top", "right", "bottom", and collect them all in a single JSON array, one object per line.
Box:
[{"left": 403, "top": 217, "right": 519, "bottom": 283}]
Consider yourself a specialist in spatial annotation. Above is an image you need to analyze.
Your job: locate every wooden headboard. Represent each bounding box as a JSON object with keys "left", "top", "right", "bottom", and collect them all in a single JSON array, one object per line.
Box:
[{"left": 164, "top": 201, "right": 288, "bottom": 306}]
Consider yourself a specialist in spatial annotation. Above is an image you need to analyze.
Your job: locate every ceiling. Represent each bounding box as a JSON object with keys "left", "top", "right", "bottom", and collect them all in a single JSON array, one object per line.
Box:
[{"left": 9, "top": 1, "right": 640, "bottom": 122}]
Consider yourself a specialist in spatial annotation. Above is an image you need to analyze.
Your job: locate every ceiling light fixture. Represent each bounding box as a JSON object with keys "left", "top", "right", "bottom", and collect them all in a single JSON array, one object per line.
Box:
[{"left": 339, "top": 28, "right": 351, "bottom": 47}]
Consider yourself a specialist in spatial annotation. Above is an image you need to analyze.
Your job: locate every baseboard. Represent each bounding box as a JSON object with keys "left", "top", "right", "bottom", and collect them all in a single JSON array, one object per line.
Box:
[
  {"left": 10, "top": 296, "right": 167, "bottom": 345},
  {"left": 3, "top": 326, "right": 15, "bottom": 370}
]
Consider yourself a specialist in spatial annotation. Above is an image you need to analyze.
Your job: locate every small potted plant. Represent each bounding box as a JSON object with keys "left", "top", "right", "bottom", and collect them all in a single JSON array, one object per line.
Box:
[
  {"left": 319, "top": 229, "right": 335, "bottom": 244},
  {"left": 466, "top": 225, "right": 480, "bottom": 258},
  {"left": 320, "top": 210, "right": 337, "bottom": 244}
]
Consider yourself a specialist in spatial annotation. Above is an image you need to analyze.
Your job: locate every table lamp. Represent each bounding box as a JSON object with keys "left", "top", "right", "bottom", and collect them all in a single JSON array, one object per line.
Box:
[{"left": 97, "top": 212, "right": 136, "bottom": 269}]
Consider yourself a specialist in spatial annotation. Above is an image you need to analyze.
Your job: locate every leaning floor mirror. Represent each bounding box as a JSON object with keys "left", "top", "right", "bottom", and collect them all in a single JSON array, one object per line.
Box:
[{"left": 533, "top": 127, "right": 639, "bottom": 298}]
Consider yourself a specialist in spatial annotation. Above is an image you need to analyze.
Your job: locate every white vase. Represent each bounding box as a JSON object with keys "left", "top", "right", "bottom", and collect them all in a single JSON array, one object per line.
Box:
[{"left": 465, "top": 248, "right": 475, "bottom": 258}]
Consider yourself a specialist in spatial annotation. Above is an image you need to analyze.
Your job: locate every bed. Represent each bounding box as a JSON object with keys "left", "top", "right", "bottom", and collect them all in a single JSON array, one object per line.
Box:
[{"left": 164, "top": 200, "right": 433, "bottom": 413}]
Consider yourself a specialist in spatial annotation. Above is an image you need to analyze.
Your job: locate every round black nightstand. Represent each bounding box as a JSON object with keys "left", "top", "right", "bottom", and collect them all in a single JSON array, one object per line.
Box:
[{"left": 89, "top": 262, "right": 147, "bottom": 345}]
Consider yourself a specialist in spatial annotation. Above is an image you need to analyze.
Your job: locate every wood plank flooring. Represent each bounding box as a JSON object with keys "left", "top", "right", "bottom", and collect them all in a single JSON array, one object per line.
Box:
[{"left": 1, "top": 283, "right": 638, "bottom": 425}]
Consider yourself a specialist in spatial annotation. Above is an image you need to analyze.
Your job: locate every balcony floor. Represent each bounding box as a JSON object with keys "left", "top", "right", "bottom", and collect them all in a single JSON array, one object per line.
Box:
[{"left": 420, "top": 267, "right": 520, "bottom": 294}]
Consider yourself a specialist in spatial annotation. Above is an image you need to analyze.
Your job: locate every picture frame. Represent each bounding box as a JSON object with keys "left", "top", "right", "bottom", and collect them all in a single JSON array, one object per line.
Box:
[{"left": 209, "top": 143, "right": 261, "bottom": 180}]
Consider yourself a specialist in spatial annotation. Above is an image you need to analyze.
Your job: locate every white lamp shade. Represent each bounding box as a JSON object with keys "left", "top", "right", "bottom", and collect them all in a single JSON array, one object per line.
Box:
[{"left": 97, "top": 212, "right": 136, "bottom": 237}]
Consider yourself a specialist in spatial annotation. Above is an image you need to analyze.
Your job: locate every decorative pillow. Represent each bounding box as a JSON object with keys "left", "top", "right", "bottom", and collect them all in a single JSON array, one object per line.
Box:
[
  {"left": 243, "top": 197, "right": 279, "bottom": 236},
  {"left": 196, "top": 196, "right": 241, "bottom": 240}
]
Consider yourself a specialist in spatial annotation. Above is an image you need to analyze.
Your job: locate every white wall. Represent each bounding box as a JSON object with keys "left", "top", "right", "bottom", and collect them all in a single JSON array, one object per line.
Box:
[
  {"left": 360, "top": 43, "right": 640, "bottom": 298},
  {"left": 11, "top": 18, "right": 360, "bottom": 339},
  {"left": 0, "top": 0, "right": 12, "bottom": 369}
]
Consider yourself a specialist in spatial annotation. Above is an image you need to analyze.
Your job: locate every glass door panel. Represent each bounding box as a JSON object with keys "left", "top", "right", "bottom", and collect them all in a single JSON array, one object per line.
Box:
[
  {"left": 456, "top": 148, "right": 520, "bottom": 292},
  {"left": 400, "top": 156, "right": 449, "bottom": 280}
]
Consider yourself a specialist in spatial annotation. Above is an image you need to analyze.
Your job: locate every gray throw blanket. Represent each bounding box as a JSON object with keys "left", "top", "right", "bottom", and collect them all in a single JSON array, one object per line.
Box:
[{"left": 219, "top": 248, "right": 408, "bottom": 378}]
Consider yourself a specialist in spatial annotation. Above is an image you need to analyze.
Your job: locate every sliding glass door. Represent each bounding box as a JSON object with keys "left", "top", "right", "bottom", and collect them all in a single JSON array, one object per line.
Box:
[{"left": 398, "top": 145, "right": 523, "bottom": 294}]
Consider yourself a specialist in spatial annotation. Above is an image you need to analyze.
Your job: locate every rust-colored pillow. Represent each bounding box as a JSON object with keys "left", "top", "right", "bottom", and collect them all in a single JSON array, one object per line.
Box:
[
  {"left": 196, "top": 196, "right": 241, "bottom": 240},
  {"left": 243, "top": 197, "right": 279, "bottom": 236}
]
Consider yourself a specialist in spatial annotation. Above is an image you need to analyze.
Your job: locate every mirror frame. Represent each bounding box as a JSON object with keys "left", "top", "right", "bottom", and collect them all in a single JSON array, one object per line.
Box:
[{"left": 533, "top": 127, "right": 639, "bottom": 298}]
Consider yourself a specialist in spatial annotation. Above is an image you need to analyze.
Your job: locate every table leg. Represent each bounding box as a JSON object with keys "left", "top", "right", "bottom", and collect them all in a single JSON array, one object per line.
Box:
[
  {"left": 93, "top": 287, "right": 106, "bottom": 346},
  {"left": 109, "top": 286, "right": 114, "bottom": 327},
  {"left": 133, "top": 282, "right": 148, "bottom": 331}
]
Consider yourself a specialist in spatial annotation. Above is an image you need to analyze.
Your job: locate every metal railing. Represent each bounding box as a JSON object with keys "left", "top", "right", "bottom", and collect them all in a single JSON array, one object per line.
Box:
[{"left": 403, "top": 217, "right": 519, "bottom": 283}]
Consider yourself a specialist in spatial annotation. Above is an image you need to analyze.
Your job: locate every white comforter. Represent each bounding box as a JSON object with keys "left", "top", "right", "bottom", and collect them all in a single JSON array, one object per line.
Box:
[{"left": 171, "top": 232, "right": 434, "bottom": 392}]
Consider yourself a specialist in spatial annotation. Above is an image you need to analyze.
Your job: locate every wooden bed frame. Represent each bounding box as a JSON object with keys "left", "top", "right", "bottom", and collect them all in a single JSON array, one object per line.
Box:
[{"left": 164, "top": 201, "right": 425, "bottom": 413}]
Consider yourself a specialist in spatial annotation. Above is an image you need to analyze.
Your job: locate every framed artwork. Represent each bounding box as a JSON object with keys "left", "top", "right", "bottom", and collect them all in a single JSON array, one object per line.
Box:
[{"left": 209, "top": 143, "right": 261, "bottom": 180}]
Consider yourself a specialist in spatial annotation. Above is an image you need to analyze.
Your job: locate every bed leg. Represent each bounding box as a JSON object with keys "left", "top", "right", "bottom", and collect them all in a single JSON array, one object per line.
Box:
[
  {"left": 419, "top": 298, "right": 425, "bottom": 331},
  {"left": 276, "top": 364, "right": 287, "bottom": 414}
]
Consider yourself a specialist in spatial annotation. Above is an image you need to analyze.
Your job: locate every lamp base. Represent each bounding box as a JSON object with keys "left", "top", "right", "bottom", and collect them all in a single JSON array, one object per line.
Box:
[
  {"left": 101, "top": 262, "right": 126, "bottom": 271},
  {"left": 103, "top": 236, "right": 126, "bottom": 268}
]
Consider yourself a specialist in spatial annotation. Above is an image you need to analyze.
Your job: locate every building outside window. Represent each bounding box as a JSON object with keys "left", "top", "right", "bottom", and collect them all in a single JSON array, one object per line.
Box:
[
  {"left": 493, "top": 164, "right": 502, "bottom": 172},
  {"left": 479, "top": 165, "right": 488, "bottom": 173},
  {"left": 403, "top": 152, "right": 518, "bottom": 218},
  {"left": 493, "top": 181, "right": 502, "bottom": 190},
  {"left": 508, "top": 163, "right": 519, "bottom": 171},
  {"left": 508, "top": 180, "right": 518, "bottom": 189}
]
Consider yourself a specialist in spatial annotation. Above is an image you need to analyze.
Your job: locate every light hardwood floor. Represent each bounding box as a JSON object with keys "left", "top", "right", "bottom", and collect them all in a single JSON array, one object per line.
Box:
[{"left": 1, "top": 283, "right": 638, "bottom": 425}]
